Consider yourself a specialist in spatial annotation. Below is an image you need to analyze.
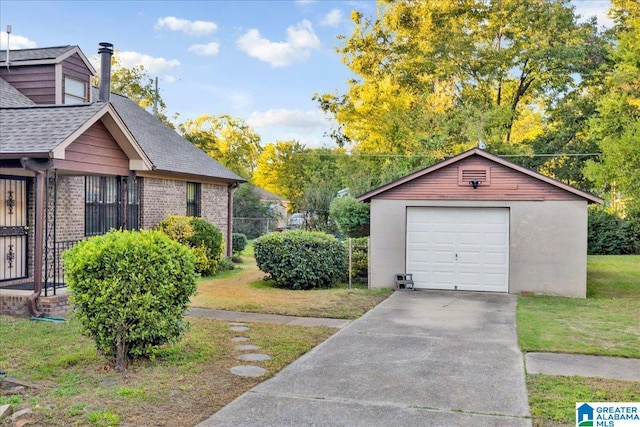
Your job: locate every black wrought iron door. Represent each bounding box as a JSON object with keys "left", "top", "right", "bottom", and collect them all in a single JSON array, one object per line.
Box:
[{"left": 0, "top": 177, "right": 27, "bottom": 281}]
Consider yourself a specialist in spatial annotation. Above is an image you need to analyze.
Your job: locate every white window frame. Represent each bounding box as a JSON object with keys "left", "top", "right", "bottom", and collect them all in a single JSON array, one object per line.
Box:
[{"left": 64, "top": 76, "right": 87, "bottom": 104}]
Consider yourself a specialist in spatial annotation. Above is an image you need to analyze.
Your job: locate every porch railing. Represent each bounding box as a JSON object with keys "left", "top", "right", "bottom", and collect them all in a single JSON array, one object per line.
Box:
[{"left": 44, "top": 239, "right": 82, "bottom": 296}]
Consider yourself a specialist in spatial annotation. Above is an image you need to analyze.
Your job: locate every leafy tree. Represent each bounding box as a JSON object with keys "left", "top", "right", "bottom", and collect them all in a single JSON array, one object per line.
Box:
[
  {"left": 252, "top": 140, "right": 308, "bottom": 211},
  {"left": 518, "top": 18, "right": 611, "bottom": 188},
  {"left": 584, "top": 0, "right": 640, "bottom": 213},
  {"left": 63, "top": 230, "right": 197, "bottom": 371},
  {"left": 93, "top": 51, "right": 174, "bottom": 127},
  {"left": 318, "top": 0, "right": 596, "bottom": 170},
  {"left": 180, "top": 114, "right": 262, "bottom": 179},
  {"left": 233, "top": 183, "right": 278, "bottom": 239},
  {"left": 329, "top": 195, "right": 370, "bottom": 238}
]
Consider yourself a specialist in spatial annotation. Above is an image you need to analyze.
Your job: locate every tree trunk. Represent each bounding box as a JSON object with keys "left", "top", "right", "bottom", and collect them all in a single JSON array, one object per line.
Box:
[{"left": 115, "top": 330, "right": 128, "bottom": 371}]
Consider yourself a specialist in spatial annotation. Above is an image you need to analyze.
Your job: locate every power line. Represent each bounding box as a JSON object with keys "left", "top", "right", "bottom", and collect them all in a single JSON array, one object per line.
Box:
[{"left": 291, "top": 151, "right": 601, "bottom": 158}]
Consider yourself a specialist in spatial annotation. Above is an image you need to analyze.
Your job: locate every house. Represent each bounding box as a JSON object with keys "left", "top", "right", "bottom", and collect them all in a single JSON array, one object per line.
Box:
[
  {"left": 0, "top": 43, "right": 245, "bottom": 317},
  {"left": 358, "top": 149, "right": 602, "bottom": 298},
  {"left": 253, "top": 185, "right": 288, "bottom": 229}
]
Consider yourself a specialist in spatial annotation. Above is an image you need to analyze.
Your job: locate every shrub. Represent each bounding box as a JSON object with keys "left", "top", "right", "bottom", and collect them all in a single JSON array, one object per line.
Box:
[
  {"left": 153, "top": 215, "right": 193, "bottom": 245},
  {"left": 217, "top": 257, "right": 236, "bottom": 273},
  {"left": 232, "top": 233, "right": 248, "bottom": 254},
  {"left": 189, "top": 217, "right": 224, "bottom": 275},
  {"left": 254, "top": 230, "right": 346, "bottom": 290},
  {"left": 63, "top": 230, "right": 198, "bottom": 371},
  {"left": 347, "top": 237, "right": 369, "bottom": 280},
  {"left": 155, "top": 215, "right": 224, "bottom": 276},
  {"left": 588, "top": 206, "right": 640, "bottom": 254},
  {"left": 329, "top": 196, "right": 370, "bottom": 238}
]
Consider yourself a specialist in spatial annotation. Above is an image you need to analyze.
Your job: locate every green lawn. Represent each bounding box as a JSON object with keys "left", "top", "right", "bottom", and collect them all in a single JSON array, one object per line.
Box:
[
  {"left": 0, "top": 317, "right": 334, "bottom": 426},
  {"left": 517, "top": 255, "right": 640, "bottom": 426},
  {"left": 191, "top": 248, "right": 393, "bottom": 320}
]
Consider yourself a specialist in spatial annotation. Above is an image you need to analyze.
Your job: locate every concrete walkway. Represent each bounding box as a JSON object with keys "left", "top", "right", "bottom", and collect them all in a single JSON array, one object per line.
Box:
[
  {"left": 196, "top": 290, "right": 532, "bottom": 427},
  {"left": 526, "top": 352, "right": 640, "bottom": 382},
  {"left": 187, "top": 307, "right": 351, "bottom": 329}
]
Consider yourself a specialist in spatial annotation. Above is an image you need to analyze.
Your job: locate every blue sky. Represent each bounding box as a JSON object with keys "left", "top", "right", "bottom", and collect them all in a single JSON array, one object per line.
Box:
[{"left": 0, "top": 0, "right": 612, "bottom": 148}]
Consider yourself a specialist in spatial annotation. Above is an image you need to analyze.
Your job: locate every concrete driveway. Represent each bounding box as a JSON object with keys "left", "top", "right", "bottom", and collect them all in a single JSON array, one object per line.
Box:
[{"left": 196, "top": 290, "right": 531, "bottom": 427}]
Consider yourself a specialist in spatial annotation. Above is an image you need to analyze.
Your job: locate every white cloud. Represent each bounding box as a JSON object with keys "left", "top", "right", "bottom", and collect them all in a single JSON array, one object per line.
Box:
[
  {"left": 320, "top": 9, "right": 343, "bottom": 27},
  {"left": 236, "top": 20, "right": 320, "bottom": 67},
  {"left": 119, "top": 51, "right": 180, "bottom": 74},
  {"left": 572, "top": 1, "right": 614, "bottom": 27},
  {"left": 155, "top": 16, "right": 218, "bottom": 36},
  {"left": 188, "top": 42, "right": 220, "bottom": 56},
  {"left": 247, "top": 108, "right": 327, "bottom": 129},
  {"left": 0, "top": 33, "right": 37, "bottom": 50}
]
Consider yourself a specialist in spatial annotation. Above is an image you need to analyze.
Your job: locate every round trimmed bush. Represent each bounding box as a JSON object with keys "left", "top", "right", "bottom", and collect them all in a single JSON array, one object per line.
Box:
[
  {"left": 63, "top": 230, "right": 198, "bottom": 371},
  {"left": 155, "top": 215, "right": 224, "bottom": 276},
  {"left": 232, "top": 233, "right": 248, "bottom": 254},
  {"left": 254, "top": 230, "right": 346, "bottom": 290}
]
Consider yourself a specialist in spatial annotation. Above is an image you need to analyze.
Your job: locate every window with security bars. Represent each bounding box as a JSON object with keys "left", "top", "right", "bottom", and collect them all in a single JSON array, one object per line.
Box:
[
  {"left": 85, "top": 176, "right": 140, "bottom": 236},
  {"left": 186, "top": 182, "right": 201, "bottom": 217}
]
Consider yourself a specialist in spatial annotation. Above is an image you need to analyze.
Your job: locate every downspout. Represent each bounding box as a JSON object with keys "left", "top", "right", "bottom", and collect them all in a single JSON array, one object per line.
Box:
[
  {"left": 21, "top": 158, "right": 52, "bottom": 317},
  {"left": 227, "top": 182, "right": 239, "bottom": 258}
]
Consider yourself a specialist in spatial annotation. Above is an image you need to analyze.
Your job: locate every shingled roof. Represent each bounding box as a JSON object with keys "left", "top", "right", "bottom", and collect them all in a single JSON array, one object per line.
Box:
[
  {"left": 103, "top": 90, "right": 245, "bottom": 182},
  {"left": 0, "top": 46, "right": 94, "bottom": 73},
  {"left": 0, "top": 77, "right": 245, "bottom": 182},
  {"left": 0, "top": 77, "right": 35, "bottom": 107},
  {"left": 0, "top": 103, "right": 107, "bottom": 155}
]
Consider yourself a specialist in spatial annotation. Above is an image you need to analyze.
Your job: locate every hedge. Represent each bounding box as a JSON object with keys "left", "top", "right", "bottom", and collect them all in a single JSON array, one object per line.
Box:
[{"left": 254, "top": 230, "right": 346, "bottom": 290}]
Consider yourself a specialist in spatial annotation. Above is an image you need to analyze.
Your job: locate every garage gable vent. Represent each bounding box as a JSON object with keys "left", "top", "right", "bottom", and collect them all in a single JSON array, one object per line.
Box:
[{"left": 458, "top": 167, "right": 490, "bottom": 186}]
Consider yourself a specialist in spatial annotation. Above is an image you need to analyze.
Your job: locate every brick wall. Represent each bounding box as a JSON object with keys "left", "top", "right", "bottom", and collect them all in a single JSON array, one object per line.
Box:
[
  {"left": 0, "top": 292, "right": 69, "bottom": 318},
  {"left": 141, "top": 177, "right": 230, "bottom": 249},
  {"left": 140, "top": 177, "right": 185, "bottom": 228},
  {"left": 201, "top": 182, "right": 228, "bottom": 240},
  {"left": 54, "top": 176, "right": 85, "bottom": 242}
]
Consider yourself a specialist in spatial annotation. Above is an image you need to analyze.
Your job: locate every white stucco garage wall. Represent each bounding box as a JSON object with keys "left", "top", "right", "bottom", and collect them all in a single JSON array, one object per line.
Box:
[{"left": 368, "top": 199, "right": 588, "bottom": 297}]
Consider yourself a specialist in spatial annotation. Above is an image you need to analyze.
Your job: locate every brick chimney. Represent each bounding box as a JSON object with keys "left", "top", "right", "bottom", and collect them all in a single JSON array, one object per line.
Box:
[{"left": 98, "top": 42, "right": 113, "bottom": 102}]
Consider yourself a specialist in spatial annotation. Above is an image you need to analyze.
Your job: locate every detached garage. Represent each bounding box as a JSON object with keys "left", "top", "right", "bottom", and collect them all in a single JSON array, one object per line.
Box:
[{"left": 358, "top": 149, "right": 602, "bottom": 298}]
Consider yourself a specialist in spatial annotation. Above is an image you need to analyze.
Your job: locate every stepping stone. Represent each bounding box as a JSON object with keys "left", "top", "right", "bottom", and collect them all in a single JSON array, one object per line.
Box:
[
  {"left": 231, "top": 337, "right": 250, "bottom": 342},
  {"left": 238, "top": 353, "right": 271, "bottom": 362},
  {"left": 235, "top": 344, "right": 261, "bottom": 351},
  {"left": 230, "top": 365, "right": 267, "bottom": 377},
  {"left": 229, "top": 322, "right": 248, "bottom": 327},
  {"left": 229, "top": 326, "right": 249, "bottom": 332}
]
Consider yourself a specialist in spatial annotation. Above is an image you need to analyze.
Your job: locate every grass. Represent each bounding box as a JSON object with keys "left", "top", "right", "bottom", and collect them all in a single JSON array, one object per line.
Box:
[
  {"left": 527, "top": 375, "right": 640, "bottom": 426},
  {"left": 518, "top": 255, "right": 640, "bottom": 426},
  {"left": 190, "top": 248, "right": 393, "bottom": 319},
  {"left": 0, "top": 242, "right": 389, "bottom": 426},
  {"left": 517, "top": 255, "right": 640, "bottom": 357},
  {"left": 0, "top": 316, "right": 334, "bottom": 426}
]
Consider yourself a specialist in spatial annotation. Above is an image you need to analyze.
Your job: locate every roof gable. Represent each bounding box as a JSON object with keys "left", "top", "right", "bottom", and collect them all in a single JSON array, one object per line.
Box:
[
  {"left": 0, "top": 103, "right": 152, "bottom": 171},
  {"left": 0, "top": 46, "right": 96, "bottom": 74},
  {"left": 357, "top": 149, "right": 603, "bottom": 204},
  {"left": 103, "top": 90, "right": 246, "bottom": 183}
]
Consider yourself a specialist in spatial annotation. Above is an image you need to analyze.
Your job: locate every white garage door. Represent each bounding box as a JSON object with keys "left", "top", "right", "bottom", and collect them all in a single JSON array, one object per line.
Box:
[{"left": 406, "top": 207, "right": 509, "bottom": 292}]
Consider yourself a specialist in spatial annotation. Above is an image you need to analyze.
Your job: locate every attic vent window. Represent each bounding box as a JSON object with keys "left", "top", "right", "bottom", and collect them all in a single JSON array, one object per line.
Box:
[
  {"left": 458, "top": 167, "right": 490, "bottom": 187},
  {"left": 64, "top": 76, "right": 88, "bottom": 104}
]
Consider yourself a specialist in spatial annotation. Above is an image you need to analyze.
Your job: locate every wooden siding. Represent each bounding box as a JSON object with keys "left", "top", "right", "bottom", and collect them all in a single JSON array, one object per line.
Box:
[
  {"left": 61, "top": 121, "right": 130, "bottom": 176},
  {"left": 62, "top": 53, "right": 91, "bottom": 80},
  {"left": 62, "top": 53, "right": 91, "bottom": 103},
  {"left": 379, "top": 156, "right": 584, "bottom": 201},
  {"left": 0, "top": 65, "right": 56, "bottom": 104}
]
